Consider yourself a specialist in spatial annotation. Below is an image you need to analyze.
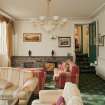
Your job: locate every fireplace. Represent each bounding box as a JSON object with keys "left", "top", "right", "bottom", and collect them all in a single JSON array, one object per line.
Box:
[
  {"left": 24, "top": 62, "right": 35, "bottom": 68},
  {"left": 11, "top": 56, "right": 73, "bottom": 67}
]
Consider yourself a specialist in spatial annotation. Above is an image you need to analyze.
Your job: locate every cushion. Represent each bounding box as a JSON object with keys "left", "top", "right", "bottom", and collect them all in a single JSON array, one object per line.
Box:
[
  {"left": 52, "top": 103, "right": 56, "bottom": 105},
  {"left": 3, "top": 85, "right": 17, "bottom": 96},
  {"left": 67, "top": 96, "right": 83, "bottom": 105},
  {"left": 19, "top": 71, "right": 34, "bottom": 88},
  {"left": 44, "top": 63, "right": 55, "bottom": 71},
  {"left": 56, "top": 96, "right": 65, "bottom": 105},
  {"left": 63, "top": 82, "right": 83, "bottom": 105},
  {"left": 12, "top": 88, "right": 27, "bottom": 99},
  {"left": 4, "top": 82, "right": 13, "bottom": 89},
  {"left": 0, "top": 80, "right": 13, "bottom": 89},
  {"left": 0, "top": 68, "right": 8, "bottom": 80},
  {"left": 22, "top": 77, "right": 36, "bottom": 91},
  {"left": 63, "top": 82, "right": 76, "bottom": 105},
  {"left": 39, "top": 90, "right": 63, "bottom": 104},
  {"left": 8, "top": 68, "right": 20, "bottom": 86},
  {"left": 0, "top": 79, "right": 7, "bottom": 89}
]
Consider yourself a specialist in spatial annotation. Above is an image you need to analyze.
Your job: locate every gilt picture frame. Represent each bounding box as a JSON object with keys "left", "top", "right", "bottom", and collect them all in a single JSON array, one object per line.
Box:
[
  {"left": 23, "top": 33, "right": 41, "bottom": 42},
  {"left": 58, "top": 37, "right": 71, "bottom": 47}
]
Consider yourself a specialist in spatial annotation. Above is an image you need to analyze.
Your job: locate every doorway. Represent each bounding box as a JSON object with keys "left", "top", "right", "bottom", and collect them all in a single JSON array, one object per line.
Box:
[
  {"left": 89, "top": 21, "right": 96, "bottom": 63},
  {"left": 74, "top": 22, "right": 96, "bottom": 63},
  {"left": 74, "top": 24, "right": 89, "bottom": 55}
]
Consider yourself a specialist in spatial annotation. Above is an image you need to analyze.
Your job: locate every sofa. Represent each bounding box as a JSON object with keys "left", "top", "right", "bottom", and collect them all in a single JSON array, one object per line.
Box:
[
  {"left": 0, "top": 67, "right": 38, "bottom": 105},
  {"left": 53, "top": 64, "right": 79, "bottom": 88},
  {"left": 32, "top": 82, "right": 83, "bottom": 105},
  {"left": 19, "top": 68, "right": 46, "bottom": 95}
]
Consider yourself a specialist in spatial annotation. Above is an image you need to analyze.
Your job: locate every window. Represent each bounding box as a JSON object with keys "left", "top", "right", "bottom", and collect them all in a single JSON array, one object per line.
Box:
[
  {"left": 0, "top": 21, "right": 7, "bottom": 55},
  {"left": 0, "top": 21, "right": 9, "bottom": 67}
]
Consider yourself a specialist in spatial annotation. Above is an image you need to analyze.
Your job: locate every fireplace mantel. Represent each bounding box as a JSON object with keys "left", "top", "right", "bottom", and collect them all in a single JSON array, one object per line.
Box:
[{"left": 11, "top": 56, "right": 73, "bottom": 67}]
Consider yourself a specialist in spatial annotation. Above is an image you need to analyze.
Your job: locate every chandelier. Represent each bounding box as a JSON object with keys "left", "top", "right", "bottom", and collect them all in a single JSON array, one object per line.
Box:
[{"left": 32, "top": 0, "right": 68, "bottom": 33}]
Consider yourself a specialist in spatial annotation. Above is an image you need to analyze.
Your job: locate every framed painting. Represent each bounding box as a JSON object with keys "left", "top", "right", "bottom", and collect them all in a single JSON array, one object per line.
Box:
[
  {"left": 58, "top": 37, "right": 71, "bottom": 47},
  {"left": 23, "top": 33, "right": 41, "bottom": 42},
  {"left": 98, "top": 36, "right": 104, "bottom": 46}
]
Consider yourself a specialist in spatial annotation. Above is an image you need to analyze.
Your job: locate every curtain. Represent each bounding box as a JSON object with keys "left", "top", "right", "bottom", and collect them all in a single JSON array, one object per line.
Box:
[
  {"left": 7, "top": 22, "right": 14, "bottom": 66},
  {"left": 0, "top": 15, "right": 14, "bottom": 67},
  {"left": 0, "top": 21, "right": 8, "bottom": 66}
]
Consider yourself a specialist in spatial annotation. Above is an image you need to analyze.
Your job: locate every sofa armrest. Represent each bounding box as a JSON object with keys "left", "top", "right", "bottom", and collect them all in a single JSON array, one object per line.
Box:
[
  {"left": 22, "top": 77, "right": 38, "bottom": 92},
  {"left": 39, "top": 89, "right": 63, "bottom": 104},
  {"left": 13, "top": 77, "right": 38, "bottom": 100}
]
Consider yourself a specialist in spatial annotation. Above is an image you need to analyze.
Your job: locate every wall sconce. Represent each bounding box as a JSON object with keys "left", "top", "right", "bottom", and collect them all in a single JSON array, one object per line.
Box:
[{"left": 50, "top": 34, "right": 57, "bottom": 40}]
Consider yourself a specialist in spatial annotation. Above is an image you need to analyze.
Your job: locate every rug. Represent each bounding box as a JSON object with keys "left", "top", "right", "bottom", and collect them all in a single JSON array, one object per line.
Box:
[
  {"left": 45, "top": 73, "right": 105, "bottom": 105},
  {"left": 79, "top": 73, "right": 105, "bottom": 105},
  {"left": 30, "top": 73, "right": 105, "bottom": 105}
]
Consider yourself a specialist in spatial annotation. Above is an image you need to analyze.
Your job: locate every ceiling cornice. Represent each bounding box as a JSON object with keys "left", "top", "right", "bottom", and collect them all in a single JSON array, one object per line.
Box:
[
  {"left": 89, "top": 2, "right": 105, "bottom": 18},
  {"left": 15, "top": 2, "right": 105, "bottom": 21},
  {"left": 0, "top": 8, "right": 15, "bottom": 21},
  {"left": 15, "top": 17, "right": 90, "bottom": 23},
  {"left": 1, "top": 2, "right": 105, "bottom": 21}
]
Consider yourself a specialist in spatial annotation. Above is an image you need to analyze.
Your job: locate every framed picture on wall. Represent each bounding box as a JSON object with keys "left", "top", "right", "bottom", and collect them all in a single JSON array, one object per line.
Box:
[
  {"left": 23, "top": 33, "right": 41, "bottom": 42},
  {"left": 98, "top": 35, "right": 104, "bottom": 46},
  {"left": 58, "top": 37, "right": 71, "bottom": 47}
]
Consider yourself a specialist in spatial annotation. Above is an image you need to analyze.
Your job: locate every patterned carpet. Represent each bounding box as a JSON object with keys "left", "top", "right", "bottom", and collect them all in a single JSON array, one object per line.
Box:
[
  {"left": 79, "top": 73, "right": 105, "bottom": 105},
  {"left": 30, "top": 73, "right": 105, "bottom": 105},
  {"left": 45, "top": 73, "right": 105, "bottom": 105}
]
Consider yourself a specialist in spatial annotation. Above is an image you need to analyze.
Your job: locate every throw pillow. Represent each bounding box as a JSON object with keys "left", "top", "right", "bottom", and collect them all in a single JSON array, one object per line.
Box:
[
  {"left": 4, "top": 82, "right": 13, "bottom": 89},
  {"left": 0, "top": 81, "right": 13, "bottom": 89},
  {"left": 67, "top": 96, "right": 83, "bottom": 105},
  {"left": 12, "top": 88, "right": 20, "bottom": 97},
  {"left": 63, "top": 82, "right": 75, "bottom": 104},
  {"left": 0, "top": 80, "right": 7, "bottom": 89},
  {"left": 52, "top": 103, "right": 56, "bottom": 105},
  {"left": 44, "top": 63, "right": 55, "bottom": 71},
  {"left": 56, "top": 96, "right": 65, "bottom": 105},
  {"left": 22, "top": 77, "right": 36, "bottom": 91}
]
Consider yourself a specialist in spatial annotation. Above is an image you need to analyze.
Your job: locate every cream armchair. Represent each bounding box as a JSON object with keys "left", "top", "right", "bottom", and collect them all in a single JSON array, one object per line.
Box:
[
  {"left": 0, "top": 67, "right": 38, "bottom": 105},
  {"left": 32, "top": 82, "right": 83, "bottom": 105}
]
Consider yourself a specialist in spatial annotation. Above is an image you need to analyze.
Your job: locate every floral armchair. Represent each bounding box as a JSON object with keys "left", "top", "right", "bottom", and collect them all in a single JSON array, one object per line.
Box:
[{"left": 54, "top": 64, "right": 79, "bottom": 89}]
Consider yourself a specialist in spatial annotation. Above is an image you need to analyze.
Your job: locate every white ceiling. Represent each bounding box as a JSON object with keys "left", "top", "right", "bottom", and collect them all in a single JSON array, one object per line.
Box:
[{"left": 0, "top": 0, "right": 105, "bottom": 19}]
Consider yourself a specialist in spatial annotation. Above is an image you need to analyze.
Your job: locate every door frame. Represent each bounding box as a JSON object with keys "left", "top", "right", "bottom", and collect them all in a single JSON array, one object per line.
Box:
[{"left": 89, "top": 21, "right": 96, "bottom": 63}]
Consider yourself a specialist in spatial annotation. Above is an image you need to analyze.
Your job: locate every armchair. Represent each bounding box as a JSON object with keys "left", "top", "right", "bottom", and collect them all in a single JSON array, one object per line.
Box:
[
  {"left": 32, "top": 82, "right": 83, "bottom": 105},
  {"left": 54, "top": 64, "right": 79, "bottom": 89}
]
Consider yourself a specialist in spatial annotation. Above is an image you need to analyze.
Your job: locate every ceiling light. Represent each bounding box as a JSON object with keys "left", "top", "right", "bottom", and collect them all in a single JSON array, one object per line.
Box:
[{"left": 32, "top": 0, "right": 69, "bottom": 33}]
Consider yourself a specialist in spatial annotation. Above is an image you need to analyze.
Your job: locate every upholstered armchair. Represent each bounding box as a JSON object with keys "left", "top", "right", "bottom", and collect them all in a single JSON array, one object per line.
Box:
[
  {"left": 32, "top": 82, "right": 83, "bottom": 105},
  {"left": 54, "top": 65, "right": 79, "bottom": 89}
]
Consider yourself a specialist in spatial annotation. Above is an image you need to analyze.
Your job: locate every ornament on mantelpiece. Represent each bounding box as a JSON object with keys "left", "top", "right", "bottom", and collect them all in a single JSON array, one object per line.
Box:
[
  {"left": 51, "top": 49, "right": 55, "bottom": 56},
  {"left": 28, "top": 50, "right": 32, "bottom": 56}
]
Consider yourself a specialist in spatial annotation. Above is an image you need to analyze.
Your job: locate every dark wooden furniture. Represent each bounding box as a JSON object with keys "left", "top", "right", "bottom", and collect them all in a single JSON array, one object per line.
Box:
[{"left": 11, "top": 56, "right": 73, "bottom": 68}]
